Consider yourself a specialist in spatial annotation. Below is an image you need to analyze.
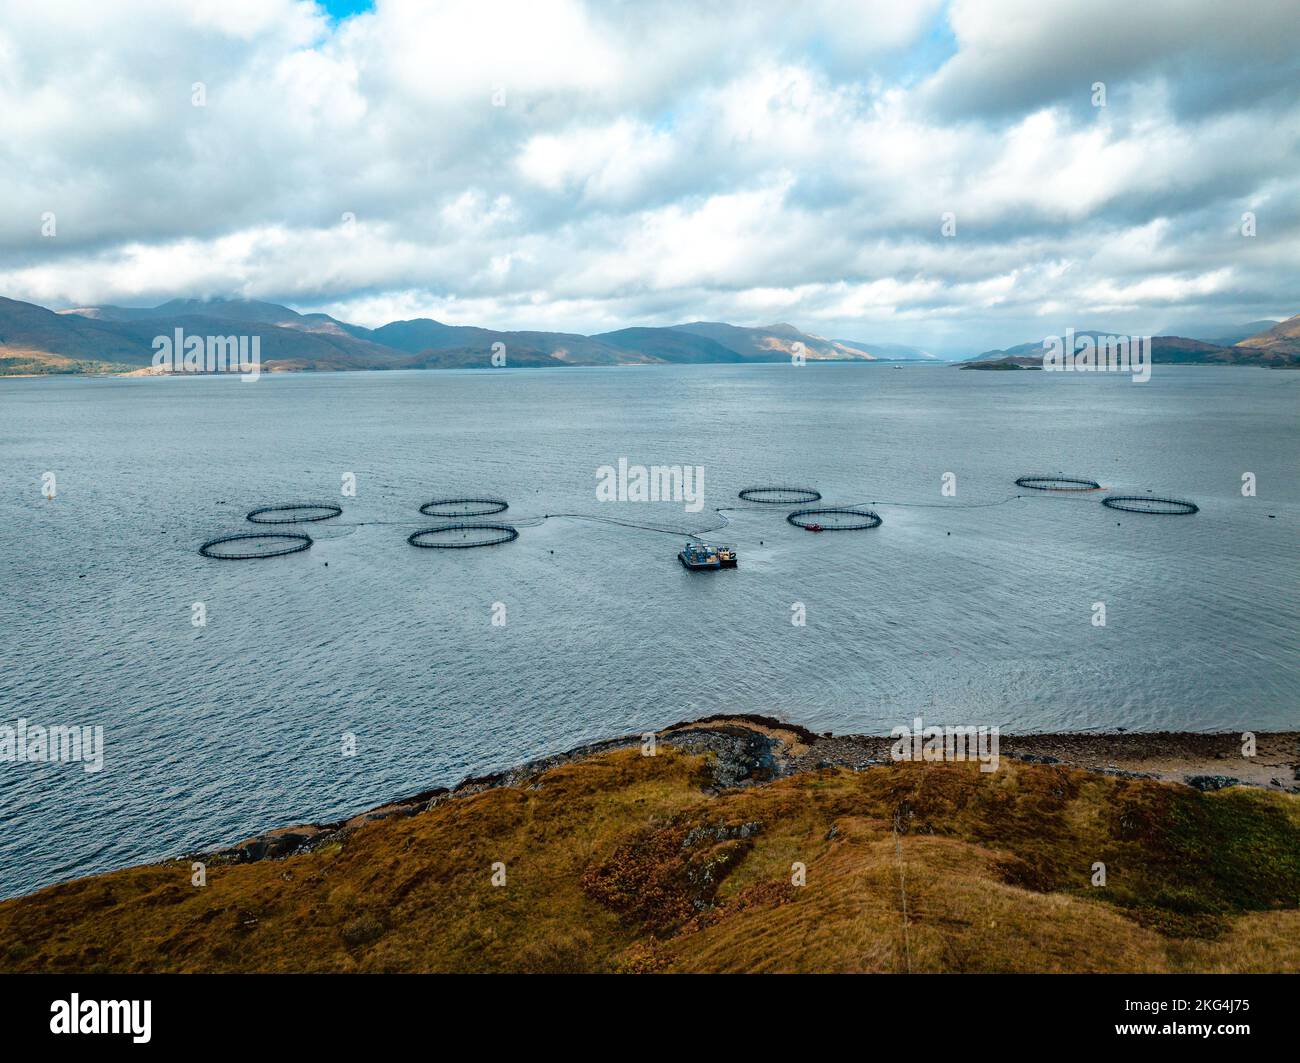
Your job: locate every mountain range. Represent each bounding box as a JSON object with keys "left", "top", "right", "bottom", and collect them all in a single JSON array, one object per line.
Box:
[
  {"left": 0, "top": 295, "right": 930, "bottom": 375},
  {"left": 966, "top": 320, "right": 1299, "bottom": 369},
  {"left": 0, "top": 295, "right": 1294, "bottom": 375}
]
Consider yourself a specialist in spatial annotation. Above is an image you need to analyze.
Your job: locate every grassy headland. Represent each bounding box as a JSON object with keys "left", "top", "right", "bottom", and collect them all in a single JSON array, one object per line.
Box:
[{"left": 1, "top": 718, "right": 1296, "bottom": 973}]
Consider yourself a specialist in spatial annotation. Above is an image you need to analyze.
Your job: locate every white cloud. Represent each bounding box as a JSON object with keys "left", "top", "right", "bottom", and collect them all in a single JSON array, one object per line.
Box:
[
  {"left": 923, "top": 0, "right": 1299, "bottom": 119},
  {"left": 517, "top": 120, "right": 678, "bottom": 205},
  {"left": 0, "top": 0, "right": 1296, "bottom": 354}
]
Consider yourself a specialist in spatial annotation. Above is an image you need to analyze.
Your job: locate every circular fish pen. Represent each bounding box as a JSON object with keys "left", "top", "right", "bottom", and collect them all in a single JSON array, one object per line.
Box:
[
  {"left": 408, "top": 523, "right": 519, "bottom": 548},
  {"left": 246, "top": 503, "right": 343, "bottom": 524},
  {"left": 787, "top": 507, "right": 883, "bottom": 531},
  {"left": 738, "top": 486, "right": 822, "bottom": 504},
  {"left": 1014, "top": 476, "right": 1101, "bottom": 492},
  {"left": 419, "top": 497, "right": 509, "bottom": 518},
  {"left": 200, "top": 531, "right": 313, "bottom": 559},
  {"left": 1102, "top": 496, "right": 1199, "bottom": 515}
]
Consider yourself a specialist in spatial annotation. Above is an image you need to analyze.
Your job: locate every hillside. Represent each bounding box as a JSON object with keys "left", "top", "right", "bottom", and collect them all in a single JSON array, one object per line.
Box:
[
  {"left": 591, "top": 327, "right": 746, "bottom": 364},
  {"left": 1162, "top": 319, "right": 1281, "bottom": 347},
  {"left": 365, "top": 319, "right": 638, "bottom": 365},
  {"left": 400, "top": 345, "right": 627, "bottom": 369},
  {"left": 1233, "top": 313, "right": 1300, "bottom": 357},
  {"left": 101, "top": 314, "right": 407, "bottom": 370},
  {"left": 673, "top": 321, "right": 875, "bottom": 361},
  {"left": 0, "top": 348, "right": 135, "bottom": 377},
  {"left": 60, "top": 297, "right": 380, "bottom": 346},
  {"left": 3, "top": 297, "right": 889, "bottom": 374},
  {"left": 0, "top": 296, "right": 155, "bottom": 366},
  {"left": 968, "top": 326, "right": 1300, "bottom": 368},
  {"left": 2, "top": 717, "right": 1295, "bottom": 974},
  {"left": 63, "top": 298, "right": 308, "bottom": 326},
  {"left": 834, "top": 338, "right": 938, "bottom": 361},
  {"left": 2, "top": 298, "right": 407, "bottom": 371},
  {"left": 7, "top": 295, "right": 1297, "bottom": 375}
]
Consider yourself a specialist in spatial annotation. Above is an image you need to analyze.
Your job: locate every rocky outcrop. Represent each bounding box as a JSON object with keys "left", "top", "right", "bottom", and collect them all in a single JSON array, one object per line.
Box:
[{"left": 1184, "top": 775, "right": 1243, "bottom": 791}]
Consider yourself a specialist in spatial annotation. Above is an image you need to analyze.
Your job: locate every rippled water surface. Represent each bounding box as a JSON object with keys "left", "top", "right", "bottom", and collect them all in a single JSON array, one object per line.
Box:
[{"left": 1, "top": 363, "right": 1297, "bottom": 897}]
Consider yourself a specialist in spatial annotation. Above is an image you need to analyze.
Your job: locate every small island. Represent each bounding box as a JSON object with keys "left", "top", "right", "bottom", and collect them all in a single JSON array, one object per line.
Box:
[{"left": 959, "top": 357, "right": 1042, "bottom": 370}]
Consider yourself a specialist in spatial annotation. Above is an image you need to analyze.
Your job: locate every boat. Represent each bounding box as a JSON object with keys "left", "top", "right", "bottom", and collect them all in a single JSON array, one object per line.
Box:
[
  {"left": 715, "top": 545, "right": 738, "bottom": 567},
  {"left": 679, "top": 541, "right": 722, "bottom": 570},
  {"left": 805, "top": 522, "right": 823, "bottom": 532}
]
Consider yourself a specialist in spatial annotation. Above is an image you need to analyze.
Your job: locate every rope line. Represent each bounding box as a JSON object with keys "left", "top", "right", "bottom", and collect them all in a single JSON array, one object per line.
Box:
[{"left": 893, "top": 811, "right": 913, "bottom": 975}]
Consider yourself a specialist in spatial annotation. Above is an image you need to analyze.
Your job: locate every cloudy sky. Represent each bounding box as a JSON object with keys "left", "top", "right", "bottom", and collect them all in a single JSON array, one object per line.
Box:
[{"left": 1, "top": 0, "right": 1296, "bottom": 354}]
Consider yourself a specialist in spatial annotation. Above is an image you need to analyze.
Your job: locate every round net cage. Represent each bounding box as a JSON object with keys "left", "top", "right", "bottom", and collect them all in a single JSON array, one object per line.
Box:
[
  {"left": 419, "top": 497, "right": 509, "bottom": 518},
  {"left": 408, "top": 523, "right": 519, "bottom": 548},
  {"left": 200, "top": 531, "right": 313, "bottom": 559},
  {"left": 1014, "top": 476, "right": 1101, "bottom": 492},
  {"left": 787, "top": 506, "right": 883, "bottom": 531},
  {"left": 1101, "top": 495, "right": 1199, "bottom": 515},
  {"left": 246, "top": 503, "right": 343, "bottom": 524},
  {"left": 738, "top": 486, "right": 822, "bottom": 504}
]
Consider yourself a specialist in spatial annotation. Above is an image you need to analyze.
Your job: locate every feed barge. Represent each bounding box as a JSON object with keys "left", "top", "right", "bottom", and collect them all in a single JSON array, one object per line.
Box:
[{"left": 678, "top": 542, "right": 737, "bottom": 570}]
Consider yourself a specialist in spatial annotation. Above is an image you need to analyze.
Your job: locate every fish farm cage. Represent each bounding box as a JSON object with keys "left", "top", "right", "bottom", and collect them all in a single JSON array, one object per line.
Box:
[
  {"left": 199, "top": 531, "right": 313, "bottom": 559},
  {"left": 786, "top": 507, "right": 883, "bottom": 531},
  {"left": 245, "top": 503, "right": 343, "bottom": 524},
  {"left": 407, "top": 523, "right": 520, "bottom": 548},
  {"left": 1014, "top": 476, "right": 1101, "bottom": 491},
  {"left": 738, "top": 486, "right": 822, "bottom": 504},
  {"left": 1101, "top": 496, "right": 1199, "bottom": 515},
  {"left": 419, "top": 498, "right": 510, "bottom": 517}
]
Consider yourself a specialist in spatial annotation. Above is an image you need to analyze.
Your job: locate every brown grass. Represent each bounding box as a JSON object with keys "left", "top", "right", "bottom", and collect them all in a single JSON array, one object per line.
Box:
[{"left": 1, "top": 741, "right": 1296, "bottom": 973}]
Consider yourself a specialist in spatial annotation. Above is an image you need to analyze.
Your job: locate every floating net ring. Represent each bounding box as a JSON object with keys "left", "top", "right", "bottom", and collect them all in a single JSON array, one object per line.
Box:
[
  {"left": 246, "top": 503, "right": 343, "bottom": 524},
  {"left": 1014, "top": 476, "right": 1101, "bottom": 492},
  {"left": 419, "top": 497, "right": 509, "bottom": 518},
  {"left": 200, "top": 531, "right": 312, "bottom": 559},
  {"left": 787, "top": 507, "right": 883, "bottom": 531},
  {"left": 407, "top": 523, "right": 519, "bottom": 548},
  {"left": 739, "top": 486, "right": 822, "bottom": 504},
  {"left": 1102, "top": 496, "right": 1199, "bottom": 515}
]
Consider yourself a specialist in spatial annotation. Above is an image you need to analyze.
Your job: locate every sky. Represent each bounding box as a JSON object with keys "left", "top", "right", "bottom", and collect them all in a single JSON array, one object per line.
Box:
[{"left": 0, "top": 0, "right": 1296, "bottom": 355}]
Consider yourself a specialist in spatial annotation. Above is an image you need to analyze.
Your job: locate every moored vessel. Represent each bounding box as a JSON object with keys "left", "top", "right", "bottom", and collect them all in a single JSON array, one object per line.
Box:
[{"left": 679, "top": 541, "right": 723, "bottom": 569}]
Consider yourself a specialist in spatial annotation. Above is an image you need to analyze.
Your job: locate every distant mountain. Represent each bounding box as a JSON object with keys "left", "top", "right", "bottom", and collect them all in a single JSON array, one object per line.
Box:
[
  {"left": 1233, "top": 314, "right": 1300, "bottom": 357},
  {"left": 672, "top": 322, "right": 875, "bottom": 361},
  {"left": 61, "top": 298, "right": 382, "bottom": 346},
  {"left": 0, "top": 296, "right": 154, "bottom": 367},
  {"left": 1146, "top": 337, "right": 1263, "bottom": 364},
  {"left": 966, "top": 327, "right": 1299, "bottom": 368},
  {"left": 364, "top": 318, "right": 489, "bottom": 353},
  {"left": 832, "top": 339, "right": 938, "bottom": 361},
  {"left": 62, "top": 298, "right": 305, "bottom": 325},
  {"left": 5, "top": 297, "right": 887, "bottom": 373},
  {"left": 5, "top": 296, "right": 1295, "bottom": 376},
  {"left": 968, "top": 330, "right": 1118, "bottom": 362},
  {"left": 370, "top": 319, "right": 640, "bottom": 365},
  {"left": 590, "top": 327, "right": 746, "bottom": 364},
  {"left": 3, "top": 297, "right": 406, "bottom": 372},
  {"left": 1159, "top": 319, "right": 1280, "bottom": 347}
]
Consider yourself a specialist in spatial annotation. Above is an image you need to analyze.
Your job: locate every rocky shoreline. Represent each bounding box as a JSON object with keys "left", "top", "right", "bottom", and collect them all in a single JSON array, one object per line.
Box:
[{"left": 207, "top": 715, "right": 1298, "bottom": 870}]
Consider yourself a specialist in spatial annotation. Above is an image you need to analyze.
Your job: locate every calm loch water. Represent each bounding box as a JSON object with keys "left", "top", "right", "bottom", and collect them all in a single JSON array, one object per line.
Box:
[{"left": 1, "top": 363, "right": 1296, "bottom": 897}]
